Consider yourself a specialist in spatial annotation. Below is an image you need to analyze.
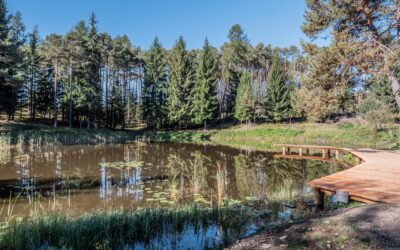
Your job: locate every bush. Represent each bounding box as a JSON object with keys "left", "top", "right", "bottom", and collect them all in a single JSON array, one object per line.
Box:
[{"left": 358, "top": 95, "right": 394, "bottom": 130}]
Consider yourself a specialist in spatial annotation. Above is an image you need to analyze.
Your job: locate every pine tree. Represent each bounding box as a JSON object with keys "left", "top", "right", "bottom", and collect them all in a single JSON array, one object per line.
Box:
[
  {"left": 109, "top": 79, "right": 124, "bottom": 128},
  {"left": 191, "top": 39, "right": 219, "bottom": 130},
  {"left": 234, "top": 72, "right": 254, "bottom": 124},
  {"left": 25, "top": 26, "right": 40, "bottom": 120},
  {"left": 370, "top": 79, "right": 399, "bottom": 114},
  {"left": 40, "top": 34, "right": 63, "bottom": 127},
  {"left": 85, "top": 13, "right": 102, "bottom": 129},
  {"left": 265, "top": 53, "right": 291, "bottom": 121},
  {"left": 220, "top": 24, "right": 250, "bottom": 117},
  {"left": 142, "top": 37, "right": 167, "bottom": 129},
  {"left": 167, "top": 36, "right": 194, "bottom": 128},
  {"left": 35, "top": 67, "right": 53, "bottom": 118},
  {"left": 110, "top": 35, "right": 137, "bottom": 129},
  {"left": 63, "top": 20, "right": 88, "bottom": 128},
  {"left": 0, "top": 1, "right": 24, "bottom": 119},
  {"left": 303, "top": 0, "right": 400, "bottom": 111}
]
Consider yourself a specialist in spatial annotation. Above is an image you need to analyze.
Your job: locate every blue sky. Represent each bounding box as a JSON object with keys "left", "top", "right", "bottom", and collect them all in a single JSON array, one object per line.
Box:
[{"left": 7, "top": 0, "right": 325, "bottom": 49}]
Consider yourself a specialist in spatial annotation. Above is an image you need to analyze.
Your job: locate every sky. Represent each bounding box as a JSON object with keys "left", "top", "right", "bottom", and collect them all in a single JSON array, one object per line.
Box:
[{"left": 7, "top": 0, "right": 326, "bottom": 50}]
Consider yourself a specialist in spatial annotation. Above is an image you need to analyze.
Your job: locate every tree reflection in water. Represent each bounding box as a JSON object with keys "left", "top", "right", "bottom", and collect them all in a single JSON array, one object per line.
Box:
[{"left": 0, "top": 142, "right": 345, "bottom": 220}]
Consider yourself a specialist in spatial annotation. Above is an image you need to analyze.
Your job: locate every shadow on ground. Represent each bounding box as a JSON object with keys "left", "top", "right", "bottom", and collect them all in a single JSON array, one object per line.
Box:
[{"left": 227, "top": 204, "right": 400, "bottom": 250}]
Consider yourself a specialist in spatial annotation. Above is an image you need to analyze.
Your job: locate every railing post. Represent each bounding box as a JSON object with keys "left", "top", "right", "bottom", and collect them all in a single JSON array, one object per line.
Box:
[
  {"left": 322, "top": 149, "right": 326, "bottom": 158},
  {"left": 282, "top": 147, "right": 286, "bottom": 155},
  {"left": 335, "top": 149, "right": 340, "bottom": 160},
  {"left": 313, "top": 188, "right": 325, "bottom": 212},
  {"left": 299, "top": 148, "right": 303, "bottom": 156}
]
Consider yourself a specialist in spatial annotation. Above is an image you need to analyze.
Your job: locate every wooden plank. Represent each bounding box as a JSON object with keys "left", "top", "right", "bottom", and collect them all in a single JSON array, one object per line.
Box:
[
  {"left": 304, "top": 147, "right": 400, "bottom": 204},
  {"left": 275, "top": 144, "right": 341, "bottom": 150}
]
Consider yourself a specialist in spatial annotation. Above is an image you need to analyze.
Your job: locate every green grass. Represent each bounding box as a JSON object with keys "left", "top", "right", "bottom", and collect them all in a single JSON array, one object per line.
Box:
[
  {"left": 0, "top": 122, "right": 142, "bottom": 147},
  {"left": 155, "top": 123, "right": 400, "bottom": 151},
  {"left": 1, "top": 122, "right": 399, "bottom": 150},
  {"left": 0, "top": 205, "right": 250, "bottom": 250}
]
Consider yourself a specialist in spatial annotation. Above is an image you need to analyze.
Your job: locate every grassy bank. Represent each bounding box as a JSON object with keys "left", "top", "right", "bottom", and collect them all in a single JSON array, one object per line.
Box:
[
  {"left": 0, "top": 122, "right": 142, "bottom": 147},
  {"left": 1, "top": 122, "right": 399, "bottom": 150},
  {"left": 0, "top": 205, "right": 249, "bottom": 249},
  {"left": 155, "top": 123, "right": 400, "bottom": 151}
]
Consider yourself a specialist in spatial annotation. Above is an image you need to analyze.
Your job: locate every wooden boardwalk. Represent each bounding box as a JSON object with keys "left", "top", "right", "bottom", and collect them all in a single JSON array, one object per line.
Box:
[{"left": 276, "top": 144, "right": 400, "bottom": 204}]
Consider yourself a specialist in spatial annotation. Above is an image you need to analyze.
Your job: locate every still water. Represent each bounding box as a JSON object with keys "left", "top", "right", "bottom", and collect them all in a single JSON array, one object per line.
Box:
[{"left": 0, "top": 142, "right": 345, "bottom": 222}]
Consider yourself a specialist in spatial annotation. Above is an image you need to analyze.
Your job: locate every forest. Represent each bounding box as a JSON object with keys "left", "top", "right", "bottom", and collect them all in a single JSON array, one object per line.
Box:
[
  {"left": 1, "top": 1, "right": 400, "bottom": 249},
  {"left": 1, "top": 0, "right": 399, "bottom": 132}
]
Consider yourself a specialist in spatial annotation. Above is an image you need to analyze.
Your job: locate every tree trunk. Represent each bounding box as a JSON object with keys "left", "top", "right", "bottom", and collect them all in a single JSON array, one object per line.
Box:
[
  {"left": 62, "top": 106, "right": 65, "bottom": 125},
  {"left": 389, "top": 72, "right": 400, "bottom": 110},
  {"left": 87, "top": 108, "right": 91, "bottom": 129},
  {"left": 29, "top": 69, "right": 34, "bottom": 120},
  {"left": 105, "top": 64, "right": 109, "bottom": 128},
  {"left": 53, "top": 62, "right": 58, "bottom": 128},
  {"left": 68, "top": 64, "right": 73, "bottom": 128}
]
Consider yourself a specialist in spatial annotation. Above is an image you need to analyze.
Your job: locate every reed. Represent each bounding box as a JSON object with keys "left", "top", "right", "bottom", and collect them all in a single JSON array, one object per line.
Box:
[
  {"left": 0, "top": 126, "right": 142, "bottom": 147},
  {"left": 0, "top": 205, "right": 248, "bottom": 249}
]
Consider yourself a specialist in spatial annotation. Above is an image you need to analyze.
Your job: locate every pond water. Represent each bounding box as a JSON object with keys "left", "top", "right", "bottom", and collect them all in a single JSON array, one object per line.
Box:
[
  {"left": 0, "top": 142, "right": 345, "bottom": 218},
  {"left": 0, "top": 142, "right": 346, "bottom": 248}
]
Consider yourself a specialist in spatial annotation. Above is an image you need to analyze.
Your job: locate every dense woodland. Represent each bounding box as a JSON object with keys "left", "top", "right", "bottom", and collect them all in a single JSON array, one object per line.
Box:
[{"left": 0, "top": 0, "right": 399, "bottom": 130}]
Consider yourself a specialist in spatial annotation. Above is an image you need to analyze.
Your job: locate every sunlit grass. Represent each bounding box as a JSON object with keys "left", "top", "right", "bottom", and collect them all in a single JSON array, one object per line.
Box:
[
  {"left": 1, "top": 122, "right": 398, "bottom": 150},
  {"left": 155, "top": 123, "right": 400, "bottom": 150}
]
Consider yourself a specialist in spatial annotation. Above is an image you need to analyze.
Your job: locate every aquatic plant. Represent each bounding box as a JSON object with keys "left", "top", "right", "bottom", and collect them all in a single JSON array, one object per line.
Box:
[
  {"left": 100, "top": 160, "right": 144, "bottom": 169},
  {"left": 0, "top": 205, "right": 250, "bottom": 250}
]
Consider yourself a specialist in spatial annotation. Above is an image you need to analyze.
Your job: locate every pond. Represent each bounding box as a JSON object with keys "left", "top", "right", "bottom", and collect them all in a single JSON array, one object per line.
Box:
[{"left": 0, "top": 142, "right": 346, "bottom": 248}]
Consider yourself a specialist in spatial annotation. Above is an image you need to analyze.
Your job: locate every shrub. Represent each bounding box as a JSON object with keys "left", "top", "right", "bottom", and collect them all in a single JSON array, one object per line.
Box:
[{"left": 358, "top": 95, "right": 394, "bottom": 130}]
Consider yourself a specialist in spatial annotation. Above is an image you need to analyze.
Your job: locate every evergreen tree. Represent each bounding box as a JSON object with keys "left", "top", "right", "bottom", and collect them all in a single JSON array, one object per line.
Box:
[
  {"left": 303, "top": 0, "right": 400, "bottom": 111},
  {"left": 110, "top": 35, "right": 137, "bottom": 129},
  {"left": 25, "top": 26, "right": 40, "bottom": 120},
  {"left": 142, "top": 37, "right": 167, "bottom": 129},
  {"left": 369, "top": 79, "right": 399, "bottom": 114},
  {"left": 220, "top": 24, "right": 250, "bottom": 116},
  {"left": 167, "top": 36, "right": 194, "bottom": 128},
  {"left": 234, "top": 72, "right": 254, "bottom": 124},
  {"left": 0, "top": 1, "right": 24, "bottom": 119},
  {"left": 63, "top": 20, "right": 88, "bottom": 128},
  {"left": 191, "top": 39, "right": 219, "bottom": 130},
  {"left": 85, "top": 13, "right": 102, "bottom": 128},
  {"left": 35, "top": 67, "right": 53, "bottom": 118},
  {"left": 40, "top": 34, "right": 63, "bottom": 127},
  {"left": 109, "top": 80, "right": 124, "bottom": 128},
  {"left": 265, "top": 53, "right": 291, "bottom": 121}
]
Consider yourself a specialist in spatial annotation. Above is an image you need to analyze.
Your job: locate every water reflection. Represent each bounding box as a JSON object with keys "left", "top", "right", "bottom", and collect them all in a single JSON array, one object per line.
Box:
[{"left": 0, "top": 143, "right": 345, "bottom": 220}]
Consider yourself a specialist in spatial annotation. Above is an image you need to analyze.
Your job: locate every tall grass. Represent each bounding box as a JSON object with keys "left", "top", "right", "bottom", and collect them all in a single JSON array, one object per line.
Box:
[
  {"left": 0, "top": 205, "right": 248, "bottom": 249},
  {"left": 0, "top": 127, "right": 142, "bottom": 147}
]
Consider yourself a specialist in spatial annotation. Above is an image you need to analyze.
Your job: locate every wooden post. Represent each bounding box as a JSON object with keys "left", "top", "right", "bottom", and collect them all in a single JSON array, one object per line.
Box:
[
  {"left": 335, "top": 150, "right": 340, "bottom": 160},
  {"left": 322, "top": 149, "right": 326, "bottom": 158},
  {"left": 299, "top": 148, "right": 303, "bottom": 156},
  {"left": 282, "top": 147, "right": 286, "bottom": 155},
  {"left": 313, "top": 188, "right": 325, "bottom": 212}
]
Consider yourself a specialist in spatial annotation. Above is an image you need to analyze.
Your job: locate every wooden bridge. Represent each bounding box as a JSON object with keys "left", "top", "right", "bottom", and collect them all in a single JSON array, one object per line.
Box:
[{"left": 275, "top": 144, "right": 400, "bottom": 209}]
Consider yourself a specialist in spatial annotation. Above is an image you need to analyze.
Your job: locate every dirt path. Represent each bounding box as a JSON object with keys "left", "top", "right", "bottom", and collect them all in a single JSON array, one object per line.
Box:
[{"left": 226, "top": 204, "right": 400, "bottom": 250}]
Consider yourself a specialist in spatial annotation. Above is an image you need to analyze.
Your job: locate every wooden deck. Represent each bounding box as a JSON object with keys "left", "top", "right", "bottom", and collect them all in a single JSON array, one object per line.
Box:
[
  {"left": 310, "top": 148, "right": 400, "bottom": 204},
  {"left": 276, "top": 144, "right": 400, "bottom": 204}
]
